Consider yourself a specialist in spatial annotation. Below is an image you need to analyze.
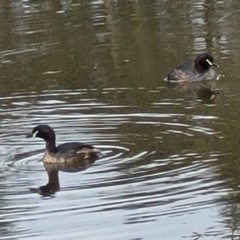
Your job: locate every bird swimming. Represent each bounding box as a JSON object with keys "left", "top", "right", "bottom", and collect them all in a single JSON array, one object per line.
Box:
[{"left": 26, "top": 125, "right": 100, "bottom": 163}]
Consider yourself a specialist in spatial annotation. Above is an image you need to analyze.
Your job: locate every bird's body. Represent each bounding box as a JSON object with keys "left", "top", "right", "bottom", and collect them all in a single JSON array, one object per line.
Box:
[
  {"left": 26, "top": 125, "right": 99, "bottom": 163},
  {"left": 167, "top": 53, "right": 219, "bottom": 82}
]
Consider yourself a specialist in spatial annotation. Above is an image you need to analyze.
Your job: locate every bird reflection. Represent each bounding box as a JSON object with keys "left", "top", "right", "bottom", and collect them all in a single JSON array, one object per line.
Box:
[
  {"left": 167, "top": 79, "right": 220, "bottom": 102},
  {"left": 195, "top": 85, "right": 220, "bottom": 101},
  {"left": 38, "top": 157, "right": 97, "bottom": 196}
]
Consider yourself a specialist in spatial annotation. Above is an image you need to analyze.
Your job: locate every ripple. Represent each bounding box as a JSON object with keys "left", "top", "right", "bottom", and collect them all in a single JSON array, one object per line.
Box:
[{"left": 0, "top": 0, "right": 236, "bottom": 238}]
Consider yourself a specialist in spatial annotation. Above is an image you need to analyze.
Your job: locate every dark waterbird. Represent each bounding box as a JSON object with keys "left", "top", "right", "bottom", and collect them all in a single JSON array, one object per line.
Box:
[
  {"left": 26, "top": 125, "right": 100, "bottom": 163},
  {"left": 167, "top": 53, "right": 219, "bottom": 82}
]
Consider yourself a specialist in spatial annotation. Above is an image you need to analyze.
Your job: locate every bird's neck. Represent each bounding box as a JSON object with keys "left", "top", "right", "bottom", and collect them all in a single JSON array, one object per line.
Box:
[{"left": 45, "top": 139, "right": 57, "bottom": 153}]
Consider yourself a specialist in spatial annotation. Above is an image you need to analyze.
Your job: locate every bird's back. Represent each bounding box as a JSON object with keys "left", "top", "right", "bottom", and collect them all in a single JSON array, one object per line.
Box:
[
  {"left": 43, "top": 142, "right": 99, "bottom": 163},
  {"left": 167, "top": 62, "right": 217, "bottom": 82}
]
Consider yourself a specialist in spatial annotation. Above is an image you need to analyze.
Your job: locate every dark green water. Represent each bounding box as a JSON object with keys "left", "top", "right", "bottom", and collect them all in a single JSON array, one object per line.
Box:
[{"left": 0, "top": 0, "right": 240, "bottom": 239}]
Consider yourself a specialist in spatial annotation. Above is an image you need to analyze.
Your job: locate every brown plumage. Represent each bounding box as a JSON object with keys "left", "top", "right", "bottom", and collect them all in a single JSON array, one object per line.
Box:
[
  {"left": 26, "top": 125, "right": 100, "bottom": 163},
  {"left": 167, "top": 53, "right": 219, "bottom": 82}
]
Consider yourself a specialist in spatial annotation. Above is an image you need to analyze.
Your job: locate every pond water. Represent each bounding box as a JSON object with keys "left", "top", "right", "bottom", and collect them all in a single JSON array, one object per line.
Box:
[{"left": 1, "top": 0, "right": 240, "bottom": 239}]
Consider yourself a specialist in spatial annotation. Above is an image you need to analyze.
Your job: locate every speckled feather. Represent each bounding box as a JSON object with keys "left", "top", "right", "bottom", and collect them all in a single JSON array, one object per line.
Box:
[
  {"left": 167, "top": 63, "right": 215, "bottom": 81},
  {"left": 26, "top": 125, "right": 100, "bottom": 164},
  {"left": 43, "top": 142, "right": 99, "bottom": 163},
  {"left": 167, "top": 53, "right": 218, "bottom": 82}
]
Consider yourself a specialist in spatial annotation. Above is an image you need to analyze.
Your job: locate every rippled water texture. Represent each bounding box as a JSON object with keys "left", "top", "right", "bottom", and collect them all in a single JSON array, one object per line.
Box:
[{"left": 1, "top": 1, "right": 240, "bottom": 240}]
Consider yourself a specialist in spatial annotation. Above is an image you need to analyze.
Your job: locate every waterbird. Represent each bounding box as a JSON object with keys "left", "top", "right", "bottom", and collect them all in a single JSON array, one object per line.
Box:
[
  {"left": 26, "top": 125, "right": 100, "bottom": 163},
  {"left": 166, "top": 53, "right": 219, "bottom": 82}
]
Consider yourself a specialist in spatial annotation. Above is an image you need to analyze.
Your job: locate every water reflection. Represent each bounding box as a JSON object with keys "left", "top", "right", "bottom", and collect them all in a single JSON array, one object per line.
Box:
[
  {"left": 166, "top": 79, "right": 221, "bottom": 102},
  {"left": 1, "top": 0, "right": 240, "bottom": 239},
  {"left": 0, "top": 86, "right": 228, "bottom": 240},
  {"left": 38, "top": 159, "right": 97, "bottom": 196}
]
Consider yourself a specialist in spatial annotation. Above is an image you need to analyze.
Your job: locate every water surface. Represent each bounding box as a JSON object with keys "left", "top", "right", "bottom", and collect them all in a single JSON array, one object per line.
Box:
[{"left": 0, "top": 1, "right": 240, "bottom": 240}]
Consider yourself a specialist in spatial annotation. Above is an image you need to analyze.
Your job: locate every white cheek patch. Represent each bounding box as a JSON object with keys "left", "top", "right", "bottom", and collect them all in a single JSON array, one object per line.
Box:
[
  {"left": 206, "top": 59, "right": 213, "bottom": 66},
  {"left": 32, "top": 131, "right": 39, "bottom": 137}
]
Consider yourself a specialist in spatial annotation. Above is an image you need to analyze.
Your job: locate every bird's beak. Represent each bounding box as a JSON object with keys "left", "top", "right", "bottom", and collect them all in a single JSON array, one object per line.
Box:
[
  {"left": 206, "top": 59, "right": 219, "bottom": 68},
  {"left": 25, "top": 133, "right": 32, "bottom": 138},
  {"left": 26, "top": 130, "right": 38, "bottom": 138}
]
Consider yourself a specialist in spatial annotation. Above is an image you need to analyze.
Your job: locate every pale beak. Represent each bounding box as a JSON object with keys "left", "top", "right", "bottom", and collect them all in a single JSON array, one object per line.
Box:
[
  {"left": 206, "top": 59, "right": 219, "bottom": 68},
  {"left": 206, "top": 59, "right": 213, "bottom": 66},
  {"left": 26, "top": 130, "right": 38, "bottom": 138}
]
